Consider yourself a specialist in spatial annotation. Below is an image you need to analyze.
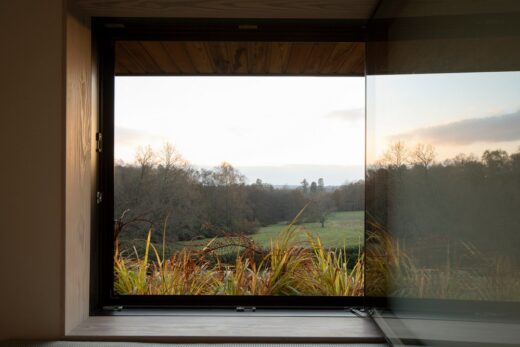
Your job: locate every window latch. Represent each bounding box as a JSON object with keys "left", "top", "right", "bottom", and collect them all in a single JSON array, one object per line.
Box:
[
  {"left": 96, "top": 132, "right": 103, "bottom": 153},
  {"left": 236, "top": 306, "right": 256, "bottom": 312},
  {"left": 349, "top": 307, "right": 369, "bottom": 317}
]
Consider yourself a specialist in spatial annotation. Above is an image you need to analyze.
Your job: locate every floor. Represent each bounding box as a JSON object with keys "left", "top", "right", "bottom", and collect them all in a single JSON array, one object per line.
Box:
[{"left": 0, "top": 343, "right": 388, "bottom": 347}]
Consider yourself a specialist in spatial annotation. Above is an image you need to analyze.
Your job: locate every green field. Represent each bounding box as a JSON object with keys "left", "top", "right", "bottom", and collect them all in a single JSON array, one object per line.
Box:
[
  {"left": 177, "top": 210, "right": 364, "bottom": 251},
  {"left": 252, "top": 210, "right": 363, "bottom": 249}
]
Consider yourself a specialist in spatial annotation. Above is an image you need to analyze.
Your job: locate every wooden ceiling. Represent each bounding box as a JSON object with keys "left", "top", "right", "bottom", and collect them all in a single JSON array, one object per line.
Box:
[
  {"left": 73, "top": 0, "right": 520, "bottom": 20},
  {"left": 73, "top": 0, "right": 378, "bottom": 19},
  {"left": 116, "top": 41, "right": 365, "bottom": 75}
]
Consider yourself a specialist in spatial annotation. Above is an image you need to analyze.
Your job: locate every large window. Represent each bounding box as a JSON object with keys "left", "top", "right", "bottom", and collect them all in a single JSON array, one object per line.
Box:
[
  {"left": 94, "top": 15, "right": 520, "bottom": 322},
  {"left": 113, "top": 76, "right": 365, "bottom": 297},
  {"left": 93, "top": 22, "right": 369, "bottom": 308}
]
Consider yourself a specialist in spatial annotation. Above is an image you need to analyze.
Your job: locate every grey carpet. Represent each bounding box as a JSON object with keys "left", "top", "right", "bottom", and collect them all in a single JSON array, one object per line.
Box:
[{"left": 1, "top": 343, "right": 388, "bottom": 347}]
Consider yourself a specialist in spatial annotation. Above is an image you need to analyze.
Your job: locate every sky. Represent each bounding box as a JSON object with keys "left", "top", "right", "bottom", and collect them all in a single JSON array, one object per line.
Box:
[
  {"left": 115, "top": 71, "right": 520, "bottom": 185},
  {"left": 366, "top": 71, "right": 520, "bottom": 164},
  {"left": 115, "top": 76, "right": 365, "bottom": 186}
]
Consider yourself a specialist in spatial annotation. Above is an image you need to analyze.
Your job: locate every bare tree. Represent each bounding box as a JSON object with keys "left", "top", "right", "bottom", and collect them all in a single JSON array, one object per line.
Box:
[
  {"left": 412, "top": 143, "right": 436, "bottom": 168},
  {"left": 159, "top": 142, "right": 188, "bottom": 173},
  {"left": 379, "top": 140, "right": 409, "bottom": 168},
  {"left": 135, "top": 145, "right": 156, "bottom": 179},
  {"left": 213, "top": 162, "right": 246, "bottom": 186},
  {"left": 444, "top": 153, "right": 479, "bottom": 166}
]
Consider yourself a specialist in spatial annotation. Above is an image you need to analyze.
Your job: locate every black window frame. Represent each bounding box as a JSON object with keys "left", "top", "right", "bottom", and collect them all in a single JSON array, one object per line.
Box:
[
  {"left": 90, "top": 15, "right": 520, "bottom": 318},
  {"left": 91, "top": 17, "right": 375, "bottom": 313}
]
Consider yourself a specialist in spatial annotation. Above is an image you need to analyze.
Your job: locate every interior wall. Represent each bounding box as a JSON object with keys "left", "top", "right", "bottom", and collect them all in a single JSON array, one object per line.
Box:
[
  {"left": 0, "top": 0, "right": 66, "bottom": 340},
  {"left": 65, "top": 9, "right": 93, "bottom": 334}
]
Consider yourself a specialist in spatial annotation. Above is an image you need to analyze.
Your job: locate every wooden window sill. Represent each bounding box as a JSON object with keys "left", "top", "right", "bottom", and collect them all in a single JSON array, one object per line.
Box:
[{"left": 67, "top": 315, "right": 383, "bottom": 342}]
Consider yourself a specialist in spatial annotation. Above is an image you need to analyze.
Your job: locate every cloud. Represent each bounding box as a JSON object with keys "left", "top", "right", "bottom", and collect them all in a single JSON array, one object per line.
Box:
[
  {"left": 391, "top": 110, "right": 520, "bottom": 145},
  {"left": 325, "top": 108, "right": 364, "bottom": 122},
  {"left": 115, "top": 126, "right": 166, "bottom": 147}
]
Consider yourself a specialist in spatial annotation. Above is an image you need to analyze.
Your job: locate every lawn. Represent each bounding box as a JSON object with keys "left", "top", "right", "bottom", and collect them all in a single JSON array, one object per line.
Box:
[
  {"left": 252, "top": 210, "right": 364, "bottom": 249},
  {"left": 115, "top": 210, "right": 365, "bottom": 295},
  {"left": 176, "top": 210, "right": 364, "bottom": 251}
]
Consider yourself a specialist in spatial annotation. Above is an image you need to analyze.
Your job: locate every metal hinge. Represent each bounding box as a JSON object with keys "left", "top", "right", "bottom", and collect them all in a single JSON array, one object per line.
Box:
[
  {"left": 349, "top": 307, "right": 369, "bottom": 317},
  {"left": 236, "top": 306, "right": 256, "bottom": 312},
  {"left": 96, "top": 191, "right": 103, "bottom": 204},
  {"left": 96, "top": 132, "right": 103, "bottom": 153}
]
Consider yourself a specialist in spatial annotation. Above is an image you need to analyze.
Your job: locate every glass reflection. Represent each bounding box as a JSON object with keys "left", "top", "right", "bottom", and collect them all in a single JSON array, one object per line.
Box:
[
  {"left": 365, "top": 1, "right": 520, "bottom": 345},
  {"left": 366, "top": 72, "right": 520, "bottom": 302}
]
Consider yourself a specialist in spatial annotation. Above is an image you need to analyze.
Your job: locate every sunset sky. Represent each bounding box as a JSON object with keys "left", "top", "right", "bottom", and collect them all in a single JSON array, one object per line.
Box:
[
  {"left": 115, "top": 76, "right": 365, "bottom": 185},
  {"left": 115, "top": 71, "right": 520, "bottom": 185},
  {"left": 367, "top": 71, "right": 520, "bottom": 163}
]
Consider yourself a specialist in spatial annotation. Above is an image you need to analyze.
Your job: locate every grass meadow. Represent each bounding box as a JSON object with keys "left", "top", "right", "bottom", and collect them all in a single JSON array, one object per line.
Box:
[
  {"left": 177, "top": 211, "right": 364, "bottom": 252},
  {"left": 114, "top": 209, "right": 365, "bottom": 296}
]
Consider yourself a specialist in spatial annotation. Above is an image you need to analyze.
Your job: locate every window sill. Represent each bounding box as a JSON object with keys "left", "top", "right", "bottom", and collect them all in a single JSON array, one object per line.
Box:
[{"left": 66, "top": 315, "right": 383, "bottom": 342}]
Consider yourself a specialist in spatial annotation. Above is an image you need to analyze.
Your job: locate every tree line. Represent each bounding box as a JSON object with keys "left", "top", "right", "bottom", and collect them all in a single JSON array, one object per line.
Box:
[
  {"left": 366, "top": 141, "right": 520, "bottom": 267},
  {"left": 115, "top": 143, "right": 364, "bottom": 243}
]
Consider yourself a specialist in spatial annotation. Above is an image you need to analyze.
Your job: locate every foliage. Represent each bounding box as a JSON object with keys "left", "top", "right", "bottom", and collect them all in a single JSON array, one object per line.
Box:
[
  {"left": 115, "top": 143, "right": 365, "bottom": 245},
  {"left": 365, "top": 142, "right": 520, "bottom": 301},
  {"left": 365, "top": 221, "right": 520, "bottom": 300},
  {"left": 114, "top": 210, "right": 364, "bottom": 296}
]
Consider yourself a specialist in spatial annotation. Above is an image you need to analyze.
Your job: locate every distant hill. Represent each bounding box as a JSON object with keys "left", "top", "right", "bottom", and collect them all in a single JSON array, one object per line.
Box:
[
  {"left": 198, "top": 164, "right": 364, "bottom": 186},
  {"left": 272, "top": 184, "right": 341, "bottom": 191}
]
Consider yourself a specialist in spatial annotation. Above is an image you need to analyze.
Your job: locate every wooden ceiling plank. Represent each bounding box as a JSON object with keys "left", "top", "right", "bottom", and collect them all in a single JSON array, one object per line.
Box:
[
  {"left": 285, "top": 42, "right": 314, "bottom": 74},
  {"left": 114, "top": 43, "right": 132, "bottom": 74},
  {"left": 320, "top": 42, "right": 357, "bottom": 74},
  {"left": 115, "top": 41, "right": 147, "bottom": 74},
  {"left": 182, "top": 41, "right": 215, "bottom": 74},
  {"left": 206, "top": 41, "right": 231, "bottom": 74},
  {"left": 303, "top": 42, "right": 337, "bottom": 74},
  {"left": 162, "top": 41, "right": 197, "bottom": 73},
  {"left": 268, "top": 42, "right": 292, "bottom": 74},
  {"left": 226, "top": 42, "right": 248, "bottom": 74},
  {"left": 115, "top": 61, "right": 130, "bottom": 74},
  {"left": 247, "top": 42, "right": 269, "bottom": 74},
  {"left": 74, "top": 0, "right": 378, "bottom": 19},
  {"left": 337, "top": 42, "right": 365, "bottom": 75},
  {"left": 140, "top": 41, "right": 181, "bottom": 74},
  {"left": 119, "top": 41, "right": 162, "bottom": 73},
  {"left": 116, "top": 40, "right": 365, "bottom": 75}
]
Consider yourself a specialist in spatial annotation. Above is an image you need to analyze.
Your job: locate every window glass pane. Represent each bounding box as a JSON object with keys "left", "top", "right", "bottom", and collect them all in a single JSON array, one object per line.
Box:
[
  {"left": 365, "top": 3, "right": 520, "bottom": 343},
  {"left": 114, "top": 76, "right": 365, "bottom": 296},
  {"left": 366, "top": 71, "right": 520, "bottom": 301},
  {"left": 365, "top": 0, "right": 520, "bottom": 304}
]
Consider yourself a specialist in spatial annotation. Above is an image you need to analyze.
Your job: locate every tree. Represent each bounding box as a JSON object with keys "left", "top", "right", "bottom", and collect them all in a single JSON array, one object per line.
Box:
[
  {"left": 379, "top": 140, "right": 409, "bottom": 168},
  {"left": 135, "top": 145, "right": 155, "bottom": 179},
  {"left": 159, "top": 142, "right": 187, "bottom": 172},
  {"left": 318, "top": 178, "right": 325, "bottom": 192},
  {"left": 314, "top": 193, "right": 335, "bottom": 227},
  {"left": 301, "top": 178, "right": 309, "bottom": 193},
  {"left": 213, "top": 161, "right": 246, "bottom": 186},
  {"left": 482, "top": 149, "right": 509, "bottom": 171},
  {"left": 444, "top": 153, "right": 479, "bottom": 166},
  {"left": 510, "top": 147, "right": 520, "bottom": 171},
  {"left": 203, "top": 162, "right": 254, "bottom": 235},
  {"left": 332, "top": 180, "right": 364, "bottom": 211},
  {"left": 412, "top": 143, "right": 436, "bottom": 168},
  {"left": 310, "top": 181, "right": 318, "bottom": 194}
]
